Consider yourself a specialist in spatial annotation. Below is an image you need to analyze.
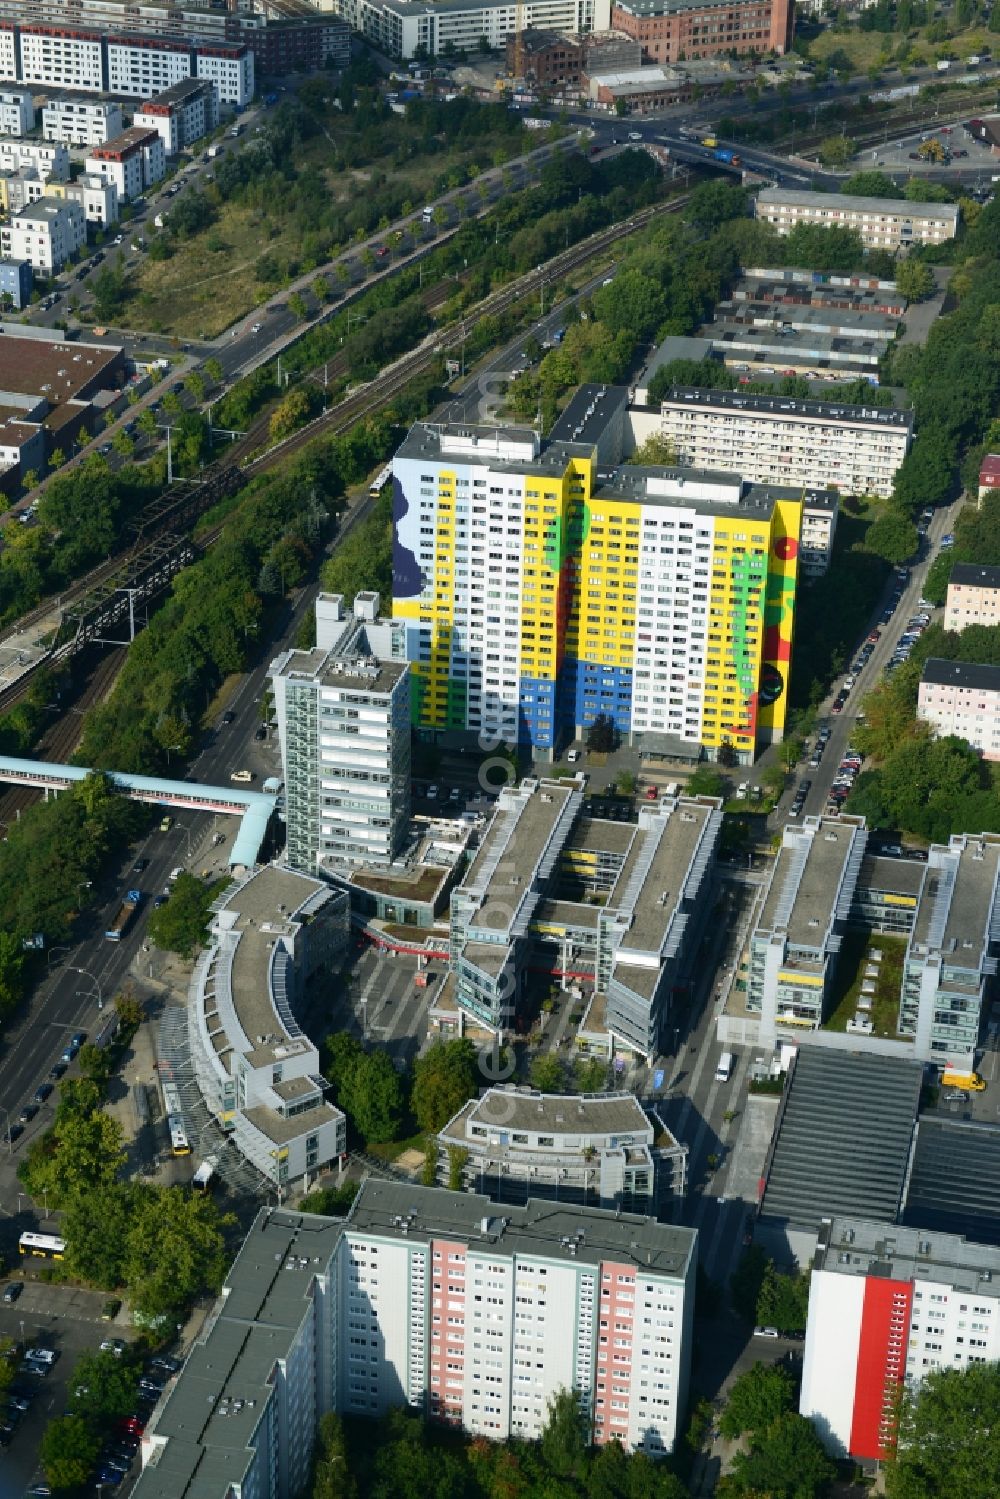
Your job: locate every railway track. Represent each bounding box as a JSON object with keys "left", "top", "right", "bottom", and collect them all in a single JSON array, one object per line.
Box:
[{"left": 0, "top": 193, "right": 687, "bottom": 731}]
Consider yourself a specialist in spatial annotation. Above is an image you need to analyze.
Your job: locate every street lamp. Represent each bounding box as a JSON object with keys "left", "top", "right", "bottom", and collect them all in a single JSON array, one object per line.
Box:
[{"left": 68, "top": 964, "right": 103, "bottom": 1012}]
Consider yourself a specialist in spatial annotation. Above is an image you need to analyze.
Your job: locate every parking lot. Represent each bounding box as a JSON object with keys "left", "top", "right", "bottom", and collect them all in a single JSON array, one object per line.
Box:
[
  {"left": 865, "top": 118, "right": 1000, "bottom": 187},
  {"left": 0, "top": 1280, "right": 140, "bottom": 1499}
]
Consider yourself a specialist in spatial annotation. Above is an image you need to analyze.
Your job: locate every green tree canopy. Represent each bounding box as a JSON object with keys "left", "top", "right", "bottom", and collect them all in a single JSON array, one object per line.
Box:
[
  {"left": 67, "top": 1348, "right": 140, "bottom": 1425},
  {"left": 41, "top": 1414, "right": 101, "bottom": 1490},
  {"left": 720, "top": 1361, "right": 796, "bottom": 1439},
  {"left": 887, "top": 1361, "right": 1000, "bottom": 1499},
  {"left": 896, "top": 258, "right": 936, "bottom": 303},
  {"left": 411, "top": 1039, "right": 479, "bottom": 1134},
  {"left": 148, "top": 873, "right": 218, "bottom": 958},
  {"left": 727, "top": 1412, "right": 836, "bottom": 1499}
]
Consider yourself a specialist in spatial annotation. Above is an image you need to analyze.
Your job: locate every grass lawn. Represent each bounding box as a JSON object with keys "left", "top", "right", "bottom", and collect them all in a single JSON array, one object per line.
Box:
[
  {"left": 809, "top": 22, "right": 995, "bottom": 74},
  {"left": 825, "top": 928, "right": 908, "bottom": 1038},
  {"left": 366, "top": 1130, "right": 427, "bottom": 1163},
  {"left": 127, "top": 135, "right": 510, "bottom": 338}
]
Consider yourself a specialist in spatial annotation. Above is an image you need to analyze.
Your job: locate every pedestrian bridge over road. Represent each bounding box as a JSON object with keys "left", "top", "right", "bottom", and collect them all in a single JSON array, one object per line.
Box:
[{"left": 0, "top": 756, "right": 277, "bottom": 870}]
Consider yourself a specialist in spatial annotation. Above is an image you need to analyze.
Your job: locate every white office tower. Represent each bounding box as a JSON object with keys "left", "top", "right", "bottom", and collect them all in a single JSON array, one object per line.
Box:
[{"left": 270, "top": 593, "right": 411, "bottom": 873}]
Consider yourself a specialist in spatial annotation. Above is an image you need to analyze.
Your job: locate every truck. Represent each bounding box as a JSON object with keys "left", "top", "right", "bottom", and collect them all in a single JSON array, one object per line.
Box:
[
  {"left": 105, "top": 889, "right": 141, "bottom": 943},
  {"left": 422, "top": 203, "right": 435, "bottom": 223},
  {"left": 714, "top": 1051, "right": 734, "bottom": 1083},
  {"left": 207, "top": 143, "right": 221, "bottom": 158},
  {"left": 700, "top": 135, "right": 718, "bottom": 148},
  {"left": 936, "top": 58, "right": 952, "bottom": 70},
  {"left": 713, "top": 147, "right": 742, "bottom": 166},
  {"left": 941, "top": 1065, "right": 986, "bottom": 1092}
]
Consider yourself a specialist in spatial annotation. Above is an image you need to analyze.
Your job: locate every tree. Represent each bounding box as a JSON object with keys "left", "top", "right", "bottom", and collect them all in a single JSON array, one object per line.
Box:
[
  {"left": 47, "top": 447, "right": 66, "bottom": 472},
  {"left": 728, "top": 1412, "right": 836, "bottom": 1499},
  {"left": 121, "top": 1185, "right": 230, "bottom": 1318},
  {"left": 529, "top": 1053, "right": 566, "bottom": 1092},
  {"left": 756, "top": 1260, "right": 811, "bottom": 1334},
  {"left": 865, "top": 508, "right": 918, "bottom": 566},
  {"left": 204, "top": 357, "right": 224, "bottom": 385},
  {"left": 818, "top": 134, "right": 854, "bottom": 167},
  {"left": 887, "top": 1361, "right": 1000, "bottom": 1499},
  {"left": 628, "top": 433, "right": 678, "bottom": 466},
  {"left": 411, "top": 1039, "right": 479, "bottom": 1133},
  {"left": 148, "top": 872, "right": 216, "bottom": 958},
  {"left": 269, "top": 386, "right": 315, "bottom": 443},
  {"left": 896, "top": 258, "right": 935, "bottom": 302},
  {"left": 574, "top": 1055, "right": 608, "bottom": 1092},
  {"left": 843, "top": 169, "right": 904, "bottom": 198},
  {"left": 18, "top": 1103, "right": 125, "bottom": 1208},
  {"left": 288, "top": 291, "right": 309, "bottom": 322},
  {"left": 731, "top": 1246, "right": 769, "bottom": 1321},
  {"left": 720, "top": 1362, "right": 796, "bottom": 1439},
  {"left": 586, "top": 713, "right": 618, "bottom": 754},
  {"left": 184, "top": 371, "right": 206, "bottom": 403},
  {"left": 349, "top": 1050, "right": 404, "bottom": 1144},
  {"left": 313, "top": 1412, "right": 359, "bottom": 1499},
  {"left": 67, "top": 1349, "right": 140, "bottom": 1425},
  {"left": 41, "top": 1414, "right": 101, "bottom": 1490},
  {"left": 540, "top": 1388, "right": 589, "bottom": 1479}
]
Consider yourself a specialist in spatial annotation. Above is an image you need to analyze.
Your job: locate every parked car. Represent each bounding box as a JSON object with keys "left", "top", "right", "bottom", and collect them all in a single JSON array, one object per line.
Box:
[{"left": 2, "top": 1282, "right": 23, "bottom": 1303}]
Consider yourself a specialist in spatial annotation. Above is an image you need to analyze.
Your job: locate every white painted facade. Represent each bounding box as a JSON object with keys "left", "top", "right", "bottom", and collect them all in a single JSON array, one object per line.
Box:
[
  {"left": 1, "top": 197, "right": 85, "bottom": 272},
  {"left": 336, "top": 0, "right": 610, "bottom": 59},
  {"left": 650, "top": 387, "right": 912, "bottom": 501},
  {"left": 42, "top": 96, "right": 124, "bottom": 146},
  {"left": 0, "top": 138, "right": 69, "bottom": 182},
  {"left": 0, "top": 88, "right": 35, "bottom": 135}
]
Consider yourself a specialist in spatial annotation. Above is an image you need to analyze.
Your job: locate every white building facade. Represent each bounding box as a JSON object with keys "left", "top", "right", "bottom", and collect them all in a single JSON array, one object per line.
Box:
[
  {"left": 133, "top": 78, "right": 218, "bottom": 155},
  {"left": 186, "top": 864, "right": 349, "bottom": 1189},
  {"left": 270, "top": 592, "right": 412, "bottom": 874},
  {"left": 1, "top": 197, "right": 86, "bottom": 272},
  {"left": 0, "top": 137, "right": 69, "bottom": 183},
  {"left": 943, "top": 563, "right": 1000, "bottom": 633},
  {"left": 754, "top": 188, "right": 960, "bottom": 251},
  {"left": 42, "top": 96, "right": 123, "bottom": 146},
  {"left": 86, "top": 127, "right": 166, "bottom": 201},
  {"left": 336, "top": 0, "right": 610, "bottom": 58},
  {"left": 51, "top": 171, "right": 120, "bottom": 227},
  {"left": 800, "top": 1217, "right": 1000, "bottom": 1463},
  {"left": 918, "top": 658, "right": 1000, "bottom": 762},
  {"left": 648, "top": 386, "right": 913, "bottom": 501},
  {"left": 0, "top": 22, "right": 253, "bottom": 106},
  {"left": 0, "top": 87, "right": 34, "bottom": 135}
]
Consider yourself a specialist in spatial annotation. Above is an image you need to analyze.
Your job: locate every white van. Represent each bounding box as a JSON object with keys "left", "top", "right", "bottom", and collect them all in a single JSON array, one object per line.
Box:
[{"left": 714, "top": 1051, "right": 734, "bottom": 1083}]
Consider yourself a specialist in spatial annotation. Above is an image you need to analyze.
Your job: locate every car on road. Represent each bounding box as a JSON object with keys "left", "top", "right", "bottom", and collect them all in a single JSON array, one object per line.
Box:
[
  {"left": 222, "top": 710, "right": 236, "bottom": 724},
  {"left": 153, "top": 894, "right": 167, "bottom": 909},
  {"left": 230, "top": 769, "right": 254, "bottom": 783},
  {"left": 2, "top": 1282, "right": 23, "bottom": 1303},
  {"left": 426, "top": 784, "right": 439, "bottom": 801},
  {"left": 254, "top": 724, "right": 267, "bottom": 740},
  {"left": 753, "top": 1326, "right": 780, "bottom": 1338},
  {"left": 17, "top": 1103, "right": 38, "bottom": 1124},
  {"left": 250, "top": 322, "right": 262, "bottom": 333},
  {"left": 49, "top": 1060, "right": 67, "bottom": 1080},
  {"left": 133, "top": 857, "right": 149, "bottom": 873},
  {"left": 71, "top": 1031, "right": 86, "bottom": 1048},
  {"left": 149, "top": 1355, "right": 181, "bottom": 1377},
  {"left": 33, "top": 1082, "right": 52, "bottom": 1104}
]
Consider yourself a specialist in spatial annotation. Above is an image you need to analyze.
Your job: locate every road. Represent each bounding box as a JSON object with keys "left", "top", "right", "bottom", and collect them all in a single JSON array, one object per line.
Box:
[
  {"left": 0, "top": 521, "right": 337, "bottom": 1230},
  {"left": 775, "top": 497, "right": 961, "bottom": 827}
]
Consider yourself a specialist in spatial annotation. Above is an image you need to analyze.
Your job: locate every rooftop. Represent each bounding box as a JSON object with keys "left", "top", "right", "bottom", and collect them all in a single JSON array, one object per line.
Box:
[
  {"left": 533, "top": 897, "right": 600, "bottom": 931},
  {"left": 344, "top": 1178, "right": 697, "bottom": 1277},
  {"left": 90, "top": 125, "right": 162, "bottom": 159},
  {"left": 564, "top": 815, "right": 636, "bottom": 855},
  {"left": 397, "top": 420, "right": 592, "bottom": 479},
  {"left": 859, "top": 853, "right": 926, "bottom": 896},
  {"left": 949, "top": 562, "right": 1000, "bottom": 590},
  {"left": 461, "top": 779, "right": 579, "bottom": 935},
  {"left": 921, "top": 657, "right": 1000, "bottom": 693},
  {"left": 612, "top": 798, "right": 719, "bottom": 957},
  {"left": 715, "top": 297, "right": 900, "bottom": 341},
  {"left": 902, "top": 1116, "right": 1000, "bottom": 1246},
  {"left": 137, "top": 77, "right": 214, "bottom": 109},
  {"left": 220, "top": 865, "right": 331, "bottom": 1068},
  {"left": 709, "top": 322, "right": 886, "bottom": 367},
  {"left": 814, "top": 1213, "right": 1000, "bottom": 1287},
  {"left": 440, "top": 1087, "right": 653, "bottom": 1145},
  {"left": 272, "top": 643, "right": 406, "bottom": 695},
  {"left": 592, "top": 463, "right": 832, "bottom": 521},
  {"left": 658, "top": 384, "right": 912, "bottom": 431},
  {"left": 133, "top": 1210, "right": 346, "bottom": 1499},
  {"left": 758, "top": 816, "right": 866, "bottom": 947},
  {"left": 760, "top": 1048, "right": 923, "bottom": 1231},
  {"left": 549, "top": 382, "right": 627, "bottom": 447},
  {"left": 756, "top": 187, "right": 960, "bottom": 223},
  {"left": 911, "top": 832, "right": 1000, "bottom": 969}
]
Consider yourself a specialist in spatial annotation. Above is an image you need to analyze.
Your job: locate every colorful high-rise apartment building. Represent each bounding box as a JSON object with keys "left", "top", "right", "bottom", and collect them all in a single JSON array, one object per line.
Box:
[{"left": 392, "top": 422, "right": 810, "bottom": 765}]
